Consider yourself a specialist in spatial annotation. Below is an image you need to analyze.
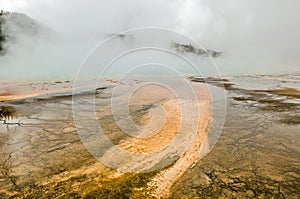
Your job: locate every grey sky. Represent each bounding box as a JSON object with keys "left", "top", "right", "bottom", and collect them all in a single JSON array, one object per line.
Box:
[{"left": 0, "top": 0, "right": 299, "bottom": 79}]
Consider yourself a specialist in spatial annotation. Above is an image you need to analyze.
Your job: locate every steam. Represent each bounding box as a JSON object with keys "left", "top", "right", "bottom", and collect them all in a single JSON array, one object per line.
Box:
[{"left": 0, "top": 0, "right": 299, "bottom": 80}]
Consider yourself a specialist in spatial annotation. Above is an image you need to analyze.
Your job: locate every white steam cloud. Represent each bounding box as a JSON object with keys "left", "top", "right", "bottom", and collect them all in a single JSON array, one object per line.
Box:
[{"left": 0, "top": 0, "right": 299, "bottom": 80}]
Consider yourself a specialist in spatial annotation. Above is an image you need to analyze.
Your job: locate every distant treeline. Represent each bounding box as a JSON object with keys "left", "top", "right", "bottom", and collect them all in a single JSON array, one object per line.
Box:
[
  {"left": 0, "top": 10, "right": 6, "bottom": 53},
  {"left": 0, "top": 10, "right": 14, "bottom": 15},
  {"left": 173, "top": 42, "right": 222, "bottom": 58},
  {"left": 0, "top": 10, "right": 25, "bottom": 55}
]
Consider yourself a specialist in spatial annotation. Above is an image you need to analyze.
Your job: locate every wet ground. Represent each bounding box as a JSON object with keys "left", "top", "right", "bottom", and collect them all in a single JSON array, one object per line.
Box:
[
  {"left": 0, "top": 83, "right": 156, "bottom": 198},
  {"left": 0, "top": 80, "right": 210, "bottom": 198},
  {"left": 0, "top": 75, "right": 299, "bottom": 198},
  {"left": 171, "top": 75, "right": 300, "bottom": 198}
]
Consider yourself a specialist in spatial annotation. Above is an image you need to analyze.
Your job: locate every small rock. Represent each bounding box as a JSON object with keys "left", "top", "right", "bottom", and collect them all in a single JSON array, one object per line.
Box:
[
  {"left": 246, "top": 189, "right": 255, "bottom": 197},
  {"left": 62, "top": 127, "right": 77, "bottom": 133}
]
